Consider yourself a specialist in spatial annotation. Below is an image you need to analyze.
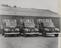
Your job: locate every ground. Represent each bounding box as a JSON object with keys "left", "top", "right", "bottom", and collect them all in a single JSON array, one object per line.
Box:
[{"left": 0, "top": 34, "right": 58, "bottom": 48}]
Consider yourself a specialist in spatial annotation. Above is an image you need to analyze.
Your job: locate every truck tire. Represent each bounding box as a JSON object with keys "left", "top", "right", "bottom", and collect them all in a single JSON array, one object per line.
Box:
[
  {"left": 42, "top": 32, "right": 46, "bottom": 37},
  {"left": 54, "top": 34, "right": 58, "bottom": 37},
  {"left": 4, "top": 34, "right": 7, "bottom": 37},
  {"left": 2, "top": 33, "right": 4, "bottom": 35},
  {"left": 2, "top": 31, "right": 5, "bottom": 35}
]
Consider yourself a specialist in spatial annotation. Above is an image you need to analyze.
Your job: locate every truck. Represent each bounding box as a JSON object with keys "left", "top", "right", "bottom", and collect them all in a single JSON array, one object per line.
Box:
[{"left": 2, "top": 19, "right": 20, "bottom": 37}]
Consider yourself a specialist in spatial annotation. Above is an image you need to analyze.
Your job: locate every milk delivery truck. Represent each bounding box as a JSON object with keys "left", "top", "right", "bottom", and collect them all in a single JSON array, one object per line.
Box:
[{"left": 0, "top": 5, "right": 60, "bottom": 37}]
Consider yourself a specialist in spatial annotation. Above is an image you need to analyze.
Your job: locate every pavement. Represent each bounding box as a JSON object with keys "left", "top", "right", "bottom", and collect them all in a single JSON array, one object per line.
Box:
[{"left": 0, "top": 34, "right": 58, "bottom": 48}]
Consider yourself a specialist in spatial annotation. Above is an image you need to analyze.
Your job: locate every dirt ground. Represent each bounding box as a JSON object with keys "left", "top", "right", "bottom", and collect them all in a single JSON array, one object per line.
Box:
[{"left": 0, "top": 34, "right": 58, "bottom": 48}]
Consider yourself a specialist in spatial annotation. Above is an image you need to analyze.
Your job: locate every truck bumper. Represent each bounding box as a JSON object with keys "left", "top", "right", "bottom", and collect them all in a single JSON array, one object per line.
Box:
[{"left": 4, "top": 32, "right": 20, "bottom": 34}]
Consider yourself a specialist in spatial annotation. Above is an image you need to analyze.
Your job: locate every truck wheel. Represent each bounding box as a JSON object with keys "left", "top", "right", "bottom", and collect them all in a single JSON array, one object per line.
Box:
[
  {"left": 2, "top": 33, "right": 4, "bottom": 35},
  {"left": 54, "top": 34, "right": 58, "bottom": 37},
  {"left": 23, "top": 33, "right": 26, "bottom": 36},
  {"left": 2, "top": 31, "right": 5, "bottom": 35},
  {"left": 4, "top": 34, "right": 7, "bottom": 37},
  {"left": 42, "top": 33, "right": 46, "bottom": 37}
]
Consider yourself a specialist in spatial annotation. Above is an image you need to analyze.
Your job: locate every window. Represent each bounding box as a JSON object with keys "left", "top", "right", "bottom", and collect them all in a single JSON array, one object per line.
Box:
[
  {"left": 37, "top": 19, "right": 55, "bottom": 27},
  {"left": 3, "top": 19, "right": 17, "bottom": 28}
]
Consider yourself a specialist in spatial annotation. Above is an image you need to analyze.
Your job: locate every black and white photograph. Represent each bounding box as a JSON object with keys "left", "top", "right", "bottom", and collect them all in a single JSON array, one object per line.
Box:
[{"left": 0, "top": 0, "right": 61, "bottom": 48}]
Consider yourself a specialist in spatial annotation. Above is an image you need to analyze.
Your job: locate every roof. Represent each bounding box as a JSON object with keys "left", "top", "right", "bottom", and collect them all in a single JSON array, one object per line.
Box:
[{"left": 0, "top": 5, "right": 60, "bottom": 17}]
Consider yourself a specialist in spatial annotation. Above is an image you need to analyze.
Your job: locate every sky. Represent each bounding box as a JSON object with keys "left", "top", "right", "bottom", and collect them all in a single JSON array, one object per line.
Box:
[{"left": 0, "top": 0, "right": 58, "bottom": 12}]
